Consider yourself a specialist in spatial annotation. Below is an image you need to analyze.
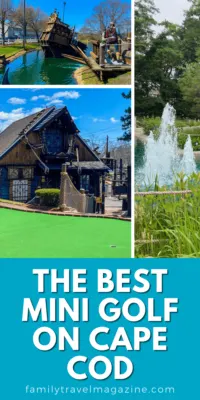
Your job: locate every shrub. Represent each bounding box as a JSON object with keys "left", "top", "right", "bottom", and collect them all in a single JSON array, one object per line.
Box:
[
  {"left": 35, "top": 188, "right": 60, "bottom": 207},
  {"left": 137, "top": 117, "right": 161, "bottom": 134},
  {"left": 137, "top": 117, "right": 200, "bottom": 135},
  {"left": 178, "top": 128, "right": 200, "bottom": 150}
]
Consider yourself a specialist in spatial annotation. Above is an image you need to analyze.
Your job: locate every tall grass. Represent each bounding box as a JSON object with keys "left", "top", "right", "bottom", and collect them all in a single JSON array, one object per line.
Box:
[{"left": 135, "top": 174, "right": 200, "bottom": 258}]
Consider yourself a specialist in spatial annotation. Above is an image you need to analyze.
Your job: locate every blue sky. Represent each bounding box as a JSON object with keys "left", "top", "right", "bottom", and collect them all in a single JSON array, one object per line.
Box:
[
  {"left": 0, "top": 88, "right": 131, "bottom": 146},
  {"left": 13, "top": 0, "right": 131, "bottom": 31}
]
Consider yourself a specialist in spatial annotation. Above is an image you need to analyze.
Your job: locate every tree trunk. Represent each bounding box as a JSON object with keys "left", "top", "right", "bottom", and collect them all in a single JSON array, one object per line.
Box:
[
  {"left": 2, "top": 20, "right": 5, "bottom": 46},
  {"left": 36, "top": 31, "right": 39, "bottom": 43}
]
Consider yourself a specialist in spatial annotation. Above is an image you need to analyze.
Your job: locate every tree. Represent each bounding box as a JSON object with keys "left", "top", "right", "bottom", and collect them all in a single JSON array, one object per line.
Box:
[
  {"left": 118, "top": 90, "right": 131, "bottom": 142},
  {"left": 179, "top": 61, "right": 200, "bottom": 116},
  {"left": 12, "top": 5, "right": 47, "bottom": 43},
  {"left": 135, "top": 0, "right": 160, "bottom": 115},
  {"left": 0, "top": 0, "right": 13, "bottom": 45},
  {"left": 135, "top": 0, "right": 158, "bottom": 55},
  {"left": 81, "top": 0, "right": 131, "bottom": 34},
  {"left": 26, "top": 7, "right": 47, "bottom": 41},
  {"left": 135, "top": 9, "right": 185, "bottom": 116},
  {"left": 181, "top": 0, "right": 200, "bottom": 63}
]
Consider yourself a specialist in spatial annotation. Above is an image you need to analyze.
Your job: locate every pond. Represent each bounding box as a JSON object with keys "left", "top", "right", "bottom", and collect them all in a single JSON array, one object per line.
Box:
[{"left": 0, "top": 50, "right": 83, "bottom": 85}]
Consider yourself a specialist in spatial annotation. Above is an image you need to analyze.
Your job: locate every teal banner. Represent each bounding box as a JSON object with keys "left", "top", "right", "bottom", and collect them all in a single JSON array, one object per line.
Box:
[{"left": 1, "top": 259, "right": 199, "bottom": 399}]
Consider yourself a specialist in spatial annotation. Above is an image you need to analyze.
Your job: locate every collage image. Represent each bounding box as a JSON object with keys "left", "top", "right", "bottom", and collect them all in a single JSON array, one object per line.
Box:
[
  {"left": 0, "top": 0, "right": 132, "bottom": 258},
  {"left": 0, "top": 0, "right": 199, "bottom": 260},
  {"left": 135, "top": 0, "right": 200, "bottom": 258},
  {"left": 2, "top": 1, "right": 200, "bottom": 400}
]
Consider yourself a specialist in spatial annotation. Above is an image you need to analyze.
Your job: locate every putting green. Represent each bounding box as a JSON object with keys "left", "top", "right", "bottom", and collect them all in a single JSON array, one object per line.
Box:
[{"left": 0, "top": 209, "right": 131, "bottom": 258}]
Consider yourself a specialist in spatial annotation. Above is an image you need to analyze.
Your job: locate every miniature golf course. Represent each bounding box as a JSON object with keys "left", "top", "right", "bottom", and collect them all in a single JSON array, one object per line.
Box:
[{"left": 0, "top": 209, "right": 130, "bottom": 258}]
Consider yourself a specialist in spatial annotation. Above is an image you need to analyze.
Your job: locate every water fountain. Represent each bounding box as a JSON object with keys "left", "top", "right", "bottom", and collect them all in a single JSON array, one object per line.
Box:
[{"left": 137, "top": 103, "right": 197, "bottom": 187}]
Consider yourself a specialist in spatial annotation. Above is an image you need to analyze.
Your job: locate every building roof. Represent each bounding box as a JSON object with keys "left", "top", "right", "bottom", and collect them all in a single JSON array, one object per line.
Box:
[
  {"left": 0, "top": 106, "right": 79, "bottom": 160},
  {"left": 69, "top": 161, "right": 110, "bottom": 171}
]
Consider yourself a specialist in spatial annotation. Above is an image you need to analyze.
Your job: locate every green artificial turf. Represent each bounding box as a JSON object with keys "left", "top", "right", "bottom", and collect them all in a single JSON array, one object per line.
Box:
[{"left": 0, "top": 209, "right": 131, "bottom": 258}]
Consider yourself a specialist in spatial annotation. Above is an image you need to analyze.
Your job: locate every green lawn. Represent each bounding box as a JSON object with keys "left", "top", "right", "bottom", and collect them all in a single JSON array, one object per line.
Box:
[
  {"left": 0, "top": 209, "right": 130, "bottom": 258},
  {"left": 0, "top": 43, "right": 41, "bottom": 58}
]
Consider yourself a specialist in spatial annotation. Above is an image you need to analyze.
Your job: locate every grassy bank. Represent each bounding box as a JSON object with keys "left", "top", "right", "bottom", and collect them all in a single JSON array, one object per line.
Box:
[
  {"left": 74, "top": 66, "right": 103, "bottom": 85},
  {"left": 135, "top": 174, "right": 200, "bottom": 258},
  {"left": 74, "top": 66, "right": 131, "bottom": 85},
  {"left": 107, "top": 71, "right": 131, "bottom": 85},
  {"left": 0, "top": 43, "right": 41, "bottom": 59}
]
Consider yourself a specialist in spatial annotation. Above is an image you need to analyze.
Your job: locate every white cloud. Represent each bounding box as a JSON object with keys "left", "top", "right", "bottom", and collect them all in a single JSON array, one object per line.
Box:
[
  {"left": 7, "top": 97, "right": 27, "bottom": 105},
  {"left": 12, "top": 108, "right": 24, "bottom": 114},
  {"left": 110, "top": 117, "right": 119, "bottom": 124},
  {"left": 31, "top": 95, "right": 48, "bottom": 101},
  {"left": 92, "top": 118, "right": 106, "bottom": 123},
  {"left": 53, "top": 91, "right": 80, "bottom": 100},
  {"left": 0, "top": 109, "right": 27, "bottom": 131},
  {"left": 31, "top": 107, "right": 43, "bottom": 114},
  {"left": 72, "top": 115, "right": 82, "bottom": 121},
  {"left": 0, "top": 107, "right": 42, "bottom": 132},
  {"left": 46, "top": 99, "right": 64, "bottom": 106},
  {"left": 31, "top": 91, "right": 80, "bottom": 103}
]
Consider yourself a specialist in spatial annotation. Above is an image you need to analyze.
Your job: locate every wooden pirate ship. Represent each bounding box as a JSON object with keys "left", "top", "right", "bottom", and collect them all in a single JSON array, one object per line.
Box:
[{"left": 40, "top": 9, "right": 86, "bottom": 58}]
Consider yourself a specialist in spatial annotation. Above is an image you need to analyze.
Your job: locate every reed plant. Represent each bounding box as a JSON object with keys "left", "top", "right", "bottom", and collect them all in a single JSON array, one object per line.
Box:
[{"left": 135, "top": 173, "right": 200, "bottom": 258}]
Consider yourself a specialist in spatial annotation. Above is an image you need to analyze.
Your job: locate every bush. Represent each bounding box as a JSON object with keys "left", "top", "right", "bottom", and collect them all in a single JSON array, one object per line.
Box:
[
  {"left": 35, "top": 189, "right": 60, "bottom": 207},
  {"left": 178, "top": 128, "right": 200, "bottom": 150},
  {"left": 137, "top": 117, "right": 161, "bottom": 134},
  {"left": 137, "top": 117, "right": 200, "bottom": 135}
]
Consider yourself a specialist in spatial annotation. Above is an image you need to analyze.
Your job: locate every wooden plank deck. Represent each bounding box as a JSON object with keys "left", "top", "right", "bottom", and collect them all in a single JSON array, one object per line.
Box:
[{"left": 76, "top": 46, "right": 131, "bottom": 74}]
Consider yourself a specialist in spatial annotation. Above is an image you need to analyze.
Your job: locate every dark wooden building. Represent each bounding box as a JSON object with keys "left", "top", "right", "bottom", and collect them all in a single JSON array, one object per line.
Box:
[{"left": 0, "top": 106, "right": 109, "bottom": 202}]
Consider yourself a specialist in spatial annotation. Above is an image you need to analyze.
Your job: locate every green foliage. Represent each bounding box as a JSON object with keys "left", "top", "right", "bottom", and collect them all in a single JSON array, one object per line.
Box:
[
  {"left": 35, "top": 189, "right": 60, "bottom": 207},
  {"left": 178, "top": 128, "right": 200, "bottom": 150},
  {"left": 118, "top": 90, "right": 131, "bottom": 141},
  {"left": 138, "top": 117, "right": 200, "bottom": 135},
  {"left": 137, "top": 117, "right": 161, "bottom": 134},
  {"left": 135, "top": 2, "right": 184, "bottom": 116},
  {"left": 181, "top": 0, "right": 200, "bottom": 63},
  {"left": 135, "top": 174, "right": 200, "bottom": 258},
  {"left": 135, "top": 0, "right": 200, "bottom": 117},
  {"left": 179, "top": 62, "right": 200, "bottom": 115},
  {"left": 135, "top": 0, "right": 158, "bottom": 55}
]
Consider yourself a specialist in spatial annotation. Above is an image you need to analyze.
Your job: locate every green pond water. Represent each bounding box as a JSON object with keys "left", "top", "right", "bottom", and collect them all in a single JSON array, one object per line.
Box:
[{"left": 0, "top": 50, "right": 83, "bottom": 85}]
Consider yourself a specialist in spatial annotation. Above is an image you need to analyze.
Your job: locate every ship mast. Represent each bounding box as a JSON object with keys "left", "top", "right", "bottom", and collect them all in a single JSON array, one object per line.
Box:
[{"left": 63, "top": 1, "right": 66, "bottom": 23}]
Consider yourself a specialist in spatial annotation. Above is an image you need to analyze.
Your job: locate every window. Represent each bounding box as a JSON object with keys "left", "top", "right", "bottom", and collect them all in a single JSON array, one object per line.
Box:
[
  {"left": 8, "top": 167, "right": 33, "bottom": 180},
  {"left": 80, "top": 175, "right": 90, "bottom": 191}
]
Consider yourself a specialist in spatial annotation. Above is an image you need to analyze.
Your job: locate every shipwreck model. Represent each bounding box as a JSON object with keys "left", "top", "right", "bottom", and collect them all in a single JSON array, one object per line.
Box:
[{"left": 40, "top": 9, "right": 86, "bottom": 58}]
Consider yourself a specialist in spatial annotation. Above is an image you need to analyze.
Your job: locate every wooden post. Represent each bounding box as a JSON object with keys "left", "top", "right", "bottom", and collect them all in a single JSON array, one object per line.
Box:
[
  {"left": 99, "top": 43, "right": 105, "bottom": 67},
  {"left": 120, "top": 158, "right": 123, "bottom": 184},
  {"left": 59, "top": 163, "right": 68, "bottom": 211},
  {"left": 118, "top": 37, "right": 122, "bottom": 56},
  {"left": 127, "top": 165, "right": 131, "bottom": 217},
  {"left": 102, "top": 174, "right": 105, "bottom": 214},
  {"left": 112, "top": 159, "right": 117, "bottom": 195}
]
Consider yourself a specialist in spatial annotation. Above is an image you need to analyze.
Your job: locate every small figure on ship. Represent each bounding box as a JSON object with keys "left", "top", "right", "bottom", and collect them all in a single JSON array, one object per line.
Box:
[
  {"left": 100, "top": 21, "right": 122, "bottom": 65},
  {"left": 104, "top": 22, "right": 118, "bottom": 48}
]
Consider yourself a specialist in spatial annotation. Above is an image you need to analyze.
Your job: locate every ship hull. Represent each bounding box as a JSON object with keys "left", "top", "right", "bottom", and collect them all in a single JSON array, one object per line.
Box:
[
  {"left": 40, "top": 12, "right": 86, "bottom": 59},
  {"left": 41, "top": 41, "right": 87, "bottom": 58}
]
